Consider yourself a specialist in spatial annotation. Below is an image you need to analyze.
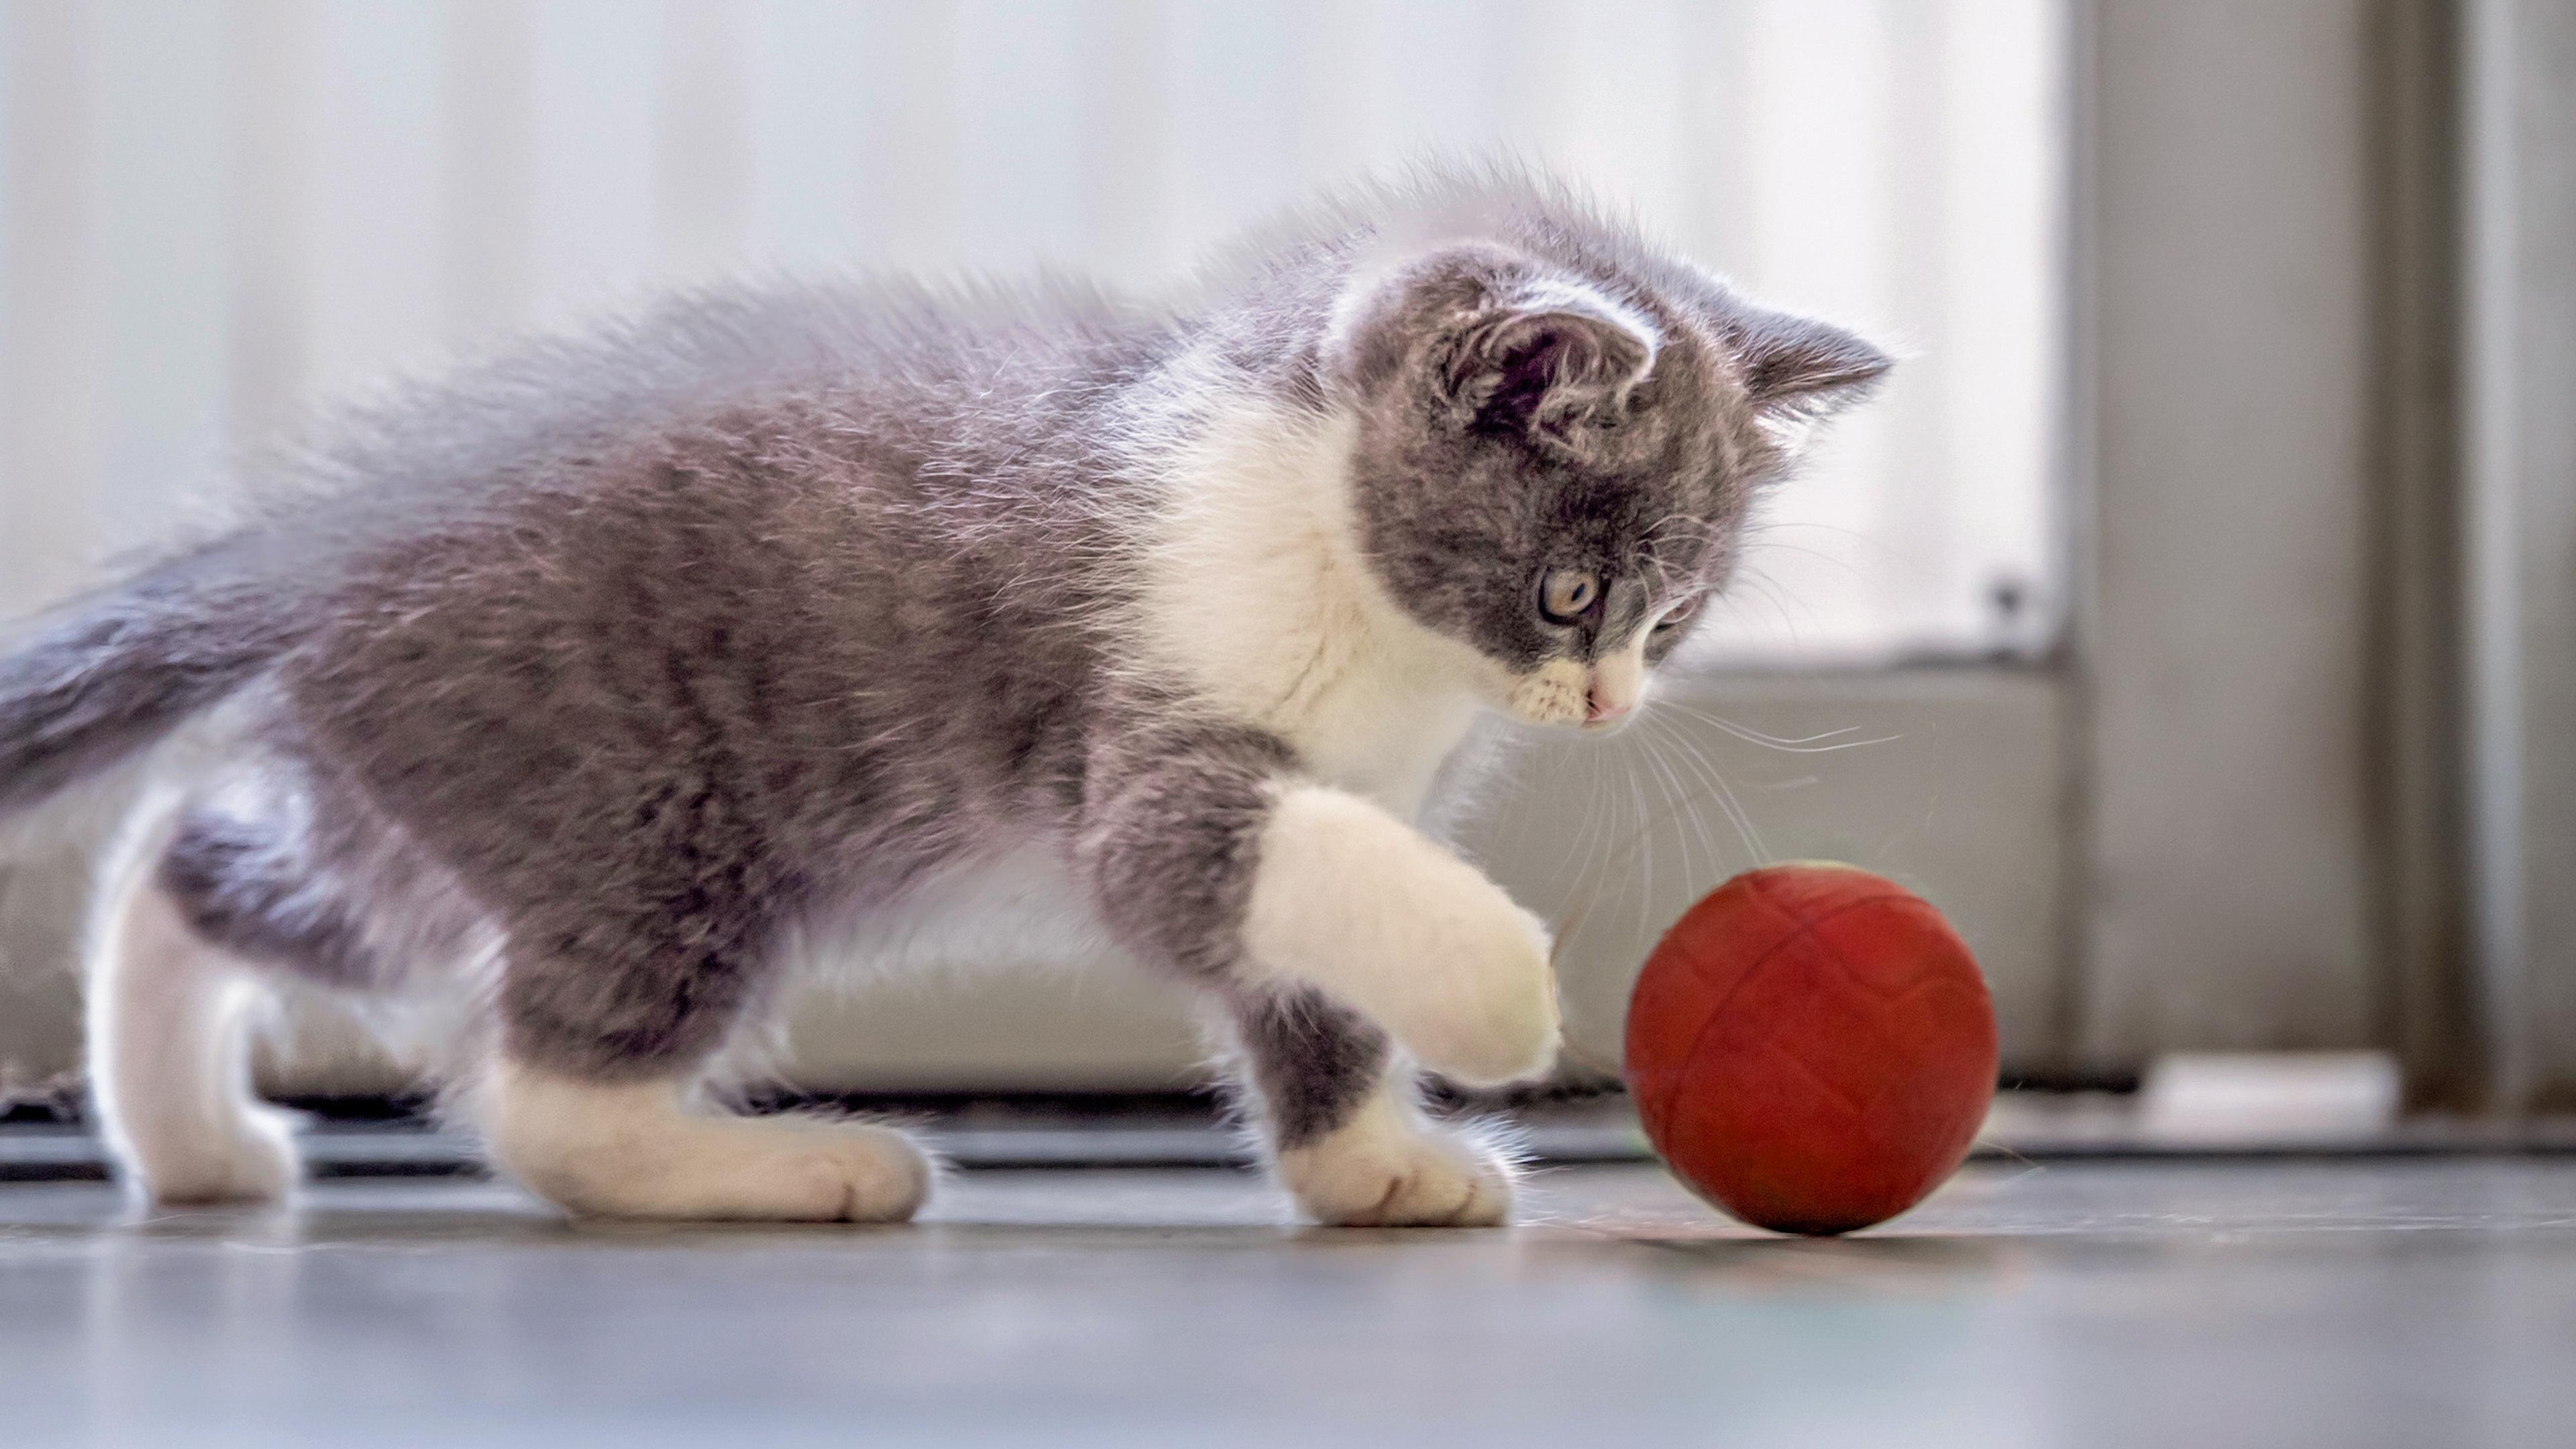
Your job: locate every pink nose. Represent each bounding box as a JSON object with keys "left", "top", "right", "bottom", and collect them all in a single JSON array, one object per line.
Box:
[{"left": 1586, "top": 694, "right": 1632, "bottom": 723}]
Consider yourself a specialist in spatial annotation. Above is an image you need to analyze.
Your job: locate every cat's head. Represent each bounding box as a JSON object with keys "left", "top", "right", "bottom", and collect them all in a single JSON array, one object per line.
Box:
[{"left": 1324, "top": 238, "right": 1887, "bottom": 731}]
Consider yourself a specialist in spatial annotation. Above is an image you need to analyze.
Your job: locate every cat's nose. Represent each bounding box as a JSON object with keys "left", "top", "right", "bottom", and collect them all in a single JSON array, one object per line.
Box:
[{"left": 1585, "top": 691, "right": 1632, "bottom": 723}]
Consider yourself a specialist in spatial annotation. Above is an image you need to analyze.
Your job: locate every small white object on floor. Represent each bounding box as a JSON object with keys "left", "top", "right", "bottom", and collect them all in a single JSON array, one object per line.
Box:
[{"left": 2138, "top": 1051, "right": 2402, "bottom": 1146}]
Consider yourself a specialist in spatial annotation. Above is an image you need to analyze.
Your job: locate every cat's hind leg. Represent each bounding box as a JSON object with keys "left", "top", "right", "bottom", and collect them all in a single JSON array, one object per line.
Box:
[
  {"left": 1232, "top": 987, "right": 1518, "bottom": 1227},
  {"left": 476, "top": 916, "right": 930, "bottom": 1222},
  {"left": 85, "top": 807, "right": 300, "bottom": 1206},
  {"left": 482, "top": 1061, "right": 931, "bottom": 1222}
]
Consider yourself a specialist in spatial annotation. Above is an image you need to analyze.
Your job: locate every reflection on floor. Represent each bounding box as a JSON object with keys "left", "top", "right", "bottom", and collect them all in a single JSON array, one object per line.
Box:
[{"left": 3, "top": 1158, "right": 2571, "bottom": 1448}]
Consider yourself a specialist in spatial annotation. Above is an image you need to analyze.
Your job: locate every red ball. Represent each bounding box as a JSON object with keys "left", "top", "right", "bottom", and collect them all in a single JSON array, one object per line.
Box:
[{"left": 1623, "top": 863, "right": 1997, "bottom": 1235}]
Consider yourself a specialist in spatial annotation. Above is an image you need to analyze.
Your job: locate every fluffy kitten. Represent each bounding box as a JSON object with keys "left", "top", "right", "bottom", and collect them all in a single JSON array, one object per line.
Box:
[{"left": 0, "top": 168, "right": 1886, "bottom": 1226}]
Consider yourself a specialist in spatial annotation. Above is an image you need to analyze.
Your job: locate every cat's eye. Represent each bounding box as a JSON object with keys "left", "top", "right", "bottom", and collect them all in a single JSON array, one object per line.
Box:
[
  {"left": 1655, "top": 594, "right": 1704, "bottom": 629},
  {"left": 1538, "top": 569, "right": 1601, "bottom": 625}
]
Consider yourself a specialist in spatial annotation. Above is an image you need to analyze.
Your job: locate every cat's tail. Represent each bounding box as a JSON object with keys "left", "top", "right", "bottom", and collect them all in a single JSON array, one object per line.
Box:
[{"left": 0, "top": 537, "right": 304, "bottom": 818}]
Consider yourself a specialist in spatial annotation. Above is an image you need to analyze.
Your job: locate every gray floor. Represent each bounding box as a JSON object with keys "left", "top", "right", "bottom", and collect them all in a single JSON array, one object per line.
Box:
[{"left": 3, "top": 1158, "right": 2573, "bottom": 1448}]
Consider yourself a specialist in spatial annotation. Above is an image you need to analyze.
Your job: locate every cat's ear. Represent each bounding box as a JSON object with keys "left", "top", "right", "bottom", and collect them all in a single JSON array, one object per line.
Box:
[
  {"left": 1438, "top": 281, "right": 1659, "bottom": 437},
  {"left": 1329, "top": 245, "right": 1658, "bottom": 438},
  {"left": 1725, "top": 303, "right": 1894, "bottom": 425}
]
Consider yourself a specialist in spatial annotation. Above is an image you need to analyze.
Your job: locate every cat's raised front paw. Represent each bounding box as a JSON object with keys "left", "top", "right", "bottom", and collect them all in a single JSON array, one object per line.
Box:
[
  {"left": 1244, "top": 785, "right": 1562, "bottom": 1087},
  {"left": 1274, "top": 1095, "right": 1514, "bottom": 1227}
]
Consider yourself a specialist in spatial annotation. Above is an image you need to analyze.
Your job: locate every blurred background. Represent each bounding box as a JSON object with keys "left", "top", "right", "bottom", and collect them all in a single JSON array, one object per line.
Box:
[{"left": 1, "top": 2, "right": 2570, "bottom": 1126}]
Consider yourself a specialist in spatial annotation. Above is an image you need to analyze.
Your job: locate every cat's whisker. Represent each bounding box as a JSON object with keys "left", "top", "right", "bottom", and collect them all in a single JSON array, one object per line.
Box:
[
  {"left": 1623, "top": 729, "right": 1688, "bottom": 894},
  {"left": 1715, "top": 565, "right": 1825, "bottom": 641},
  {"left": 1576, "top": 749, "right": 1615, "bottom": 908},
  {"left": 1544, "top": 749, "right": 1620, "bottom": 963},
  {"left": 1646, "top": 708, "right": 1772, "bottom": 867},
  {"left": 1631, "top": 719, "right": 1711, "bottom": 898},
  {"left": 1641, "top": 712, "right": 1736, "bottom": 883},
  {"left": 1621, "top": 737, "right": 1660, "bottom": 948},
  {"left": 1729, "top": 531, "right": 1904, "bottom": 590},
  {"left": 1639, "top": 712, "right": 1733, "bottom": 877},
  {"left": 1653, "top": 702, "right": 1898, "bottom": 754}
]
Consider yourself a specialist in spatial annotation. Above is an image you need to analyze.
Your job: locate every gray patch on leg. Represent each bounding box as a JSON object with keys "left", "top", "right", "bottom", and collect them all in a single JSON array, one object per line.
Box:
[
  {"left": 1079, "top": 718, "right": 1299, "bottom": 981},
  {"left": 1232, "top": 987, "right": 1392, "bottom": 1150}
]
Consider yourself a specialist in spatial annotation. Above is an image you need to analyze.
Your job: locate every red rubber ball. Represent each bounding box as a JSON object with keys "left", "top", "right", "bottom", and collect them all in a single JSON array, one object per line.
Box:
[{"left": 1623, "top": 863, "right": 1998, "bottom": 1236}]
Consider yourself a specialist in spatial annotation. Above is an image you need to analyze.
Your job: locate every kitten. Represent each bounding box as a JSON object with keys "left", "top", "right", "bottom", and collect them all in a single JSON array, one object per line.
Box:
[{"left": 0, "top": 166, "right": 1886, "bottom": 1226}]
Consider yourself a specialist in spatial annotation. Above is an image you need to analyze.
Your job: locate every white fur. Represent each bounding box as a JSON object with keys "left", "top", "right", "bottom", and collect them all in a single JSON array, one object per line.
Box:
[
  {"left": 1241, "top": 784, "right": 1560, "bottom": 1087},
  {"left": 85, "top": 793, "right": 298, "bottom": 1206},
  {"left": 1133, "top": 396, "right": 1652, "bottom": 796},
  {"left": 1134, "top": 399, "right": 1498, "bottom": 816},
  {"left": 481, "top": 1061, "right": 932, "bottom": 1222},
  {"left": 1273, "top": 1084, "right": 1515, "bottom": 1226}
]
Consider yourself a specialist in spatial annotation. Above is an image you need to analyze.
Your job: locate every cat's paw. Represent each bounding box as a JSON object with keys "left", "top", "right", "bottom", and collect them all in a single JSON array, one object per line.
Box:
[
  {"left": 526, "top": 1116, "right": 931, "bottom": 1224},
  {"left": 1275, "top": 1095, "right": 1515, "bottom": 1227},
  {"left": 1244, "top": 785, "right": 1562, "bottom": 1087},
  {"left": 129, "top": 1104, "right": 301, "bottom": 1207},
  {"left": 490, "top": 1067, "right": 934, "bottom": 1223}
]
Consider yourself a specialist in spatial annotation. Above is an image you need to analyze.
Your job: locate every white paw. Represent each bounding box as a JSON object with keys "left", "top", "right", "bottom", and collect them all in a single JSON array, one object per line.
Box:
[
  {"left": 1244, "top": 786, "right": 1562, "bottom": 1087},
  {"left": 1275, "top": 1094, "right": 1515, "bottom": 1227},
  {"left": 527, "top": 1116, "right": 931, "bottom": 1224},
  {"left": 131, "top": 1104, "right": 300, "bottom": 1208},
  {"left": 490, "top": 1067, "right": 934, "bottom": 1223}
]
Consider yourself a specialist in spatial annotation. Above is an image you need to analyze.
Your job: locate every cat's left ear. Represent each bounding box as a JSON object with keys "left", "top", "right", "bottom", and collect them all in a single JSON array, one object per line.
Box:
[{"left": 1725, "top": 303, "right": 1894, "bottom": 424}]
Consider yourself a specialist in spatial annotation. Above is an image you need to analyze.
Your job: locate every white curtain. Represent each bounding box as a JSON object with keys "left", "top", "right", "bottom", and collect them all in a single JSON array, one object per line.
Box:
[{"left": 0, "top": 0, "right": 2063, "bottom": 663}]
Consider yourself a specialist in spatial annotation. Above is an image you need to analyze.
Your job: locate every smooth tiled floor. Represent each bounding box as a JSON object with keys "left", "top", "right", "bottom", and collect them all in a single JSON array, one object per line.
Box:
[{"left": 3, "top": 1158, "right": 2572, "bottom": 1448}]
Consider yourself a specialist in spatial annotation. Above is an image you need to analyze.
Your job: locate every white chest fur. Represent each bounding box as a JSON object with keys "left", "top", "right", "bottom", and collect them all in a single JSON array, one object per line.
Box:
[{"left": 1132, "top": 400, "right": 1493, "bottom": 820}]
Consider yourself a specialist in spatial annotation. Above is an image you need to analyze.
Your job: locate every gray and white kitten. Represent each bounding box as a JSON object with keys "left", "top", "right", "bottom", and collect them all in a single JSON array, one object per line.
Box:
[{"left": 0, "top": 168, "right": 1885, "bottom": 1226}]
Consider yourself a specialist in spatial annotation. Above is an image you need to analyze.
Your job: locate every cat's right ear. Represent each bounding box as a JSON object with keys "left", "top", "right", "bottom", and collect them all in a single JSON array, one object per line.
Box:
[
  {"left": 1437, "top": 283, "right": 1659, "bottom": 438},
  {"left": 1327, "top": 246, "right": 1660, "bottom": 439}
]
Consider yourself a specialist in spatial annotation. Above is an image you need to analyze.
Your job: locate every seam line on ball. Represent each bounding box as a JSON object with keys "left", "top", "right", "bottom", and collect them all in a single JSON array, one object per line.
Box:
[{"left": 1650, "top": 894, "right": 1919, "bottom": 1132}]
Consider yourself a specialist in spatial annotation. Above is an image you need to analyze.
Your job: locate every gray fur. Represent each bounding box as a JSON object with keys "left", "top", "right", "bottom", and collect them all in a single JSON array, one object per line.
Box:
[
  {"left": 0, "top": 547, "right": 302, "bottom": 816},
  {"left": 157, "top": 807, "right": 376, "bottom": 988},
  {"left": 1230, "top": 988, "right": 1392, "bottom": 1150},
  {"left": 0, "top": 164, "right": 1886, "bottom": 1147}
]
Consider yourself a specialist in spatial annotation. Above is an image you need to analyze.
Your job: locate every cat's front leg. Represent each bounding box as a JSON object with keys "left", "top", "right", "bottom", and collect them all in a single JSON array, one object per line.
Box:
[
  {"left": 1231, "top": 988, "right": 1516, "bottom": 1226},
  {"left": 1239, "top": 784, "right": 1562, "bottom": 1087},
  {"left": 1085, "top": 729, "right": 1561, "bottom": 1089},
  {"left": 1088, "top": 724, "right": 1557, "bottom": 1089}
]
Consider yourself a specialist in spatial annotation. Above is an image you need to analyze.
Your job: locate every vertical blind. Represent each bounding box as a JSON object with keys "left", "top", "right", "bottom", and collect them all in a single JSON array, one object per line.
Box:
[{"left": 0, "top": 0, "right": 2062, "bottom": 663}]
